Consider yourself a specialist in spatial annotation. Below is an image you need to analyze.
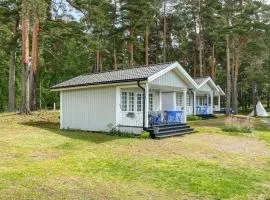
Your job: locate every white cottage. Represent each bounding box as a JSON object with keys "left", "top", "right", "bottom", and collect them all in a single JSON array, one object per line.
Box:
[
  {"left": 186, "top": 77, "right": 225, "bottom": 116},
  {"left": 52, "top": 62, "right": 198, "bottom": 137}
]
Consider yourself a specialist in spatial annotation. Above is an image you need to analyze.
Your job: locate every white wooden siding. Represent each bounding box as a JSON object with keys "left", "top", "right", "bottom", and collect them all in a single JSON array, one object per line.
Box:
[
  {"left": 199, "top": 82, "right": 212, "bottom": 92},
  {"left": 151, "top": 70, "right": 188, "bottom": 88},
  {"left": 61, "top": 87, "right": 116, "bottom": 131}
]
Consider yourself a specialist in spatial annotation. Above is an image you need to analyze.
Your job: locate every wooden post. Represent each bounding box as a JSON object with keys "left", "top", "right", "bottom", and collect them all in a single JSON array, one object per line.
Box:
[
  {"left": 210, "top": 92, "right": 214, "bottom": 114},
  {"left": 60, "top": 92, "right": 63, "bottom": 129},
  {"left": 145, "top": 83, "right": 149, "bottom": 127},
  {"left": 159, "top": 90, "right": 162, "bottom": 110},
  {"left": 193, "top": 90, "right": 196, "bottom": 115},
  {"left": 218, "top": 95, "right": 221, "bottom": 112},
  {"left": 183, "top": 89, "right": 187, "bottom": 123}
]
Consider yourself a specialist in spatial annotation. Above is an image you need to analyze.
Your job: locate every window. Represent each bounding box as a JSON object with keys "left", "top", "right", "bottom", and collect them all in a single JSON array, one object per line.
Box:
[
  {"left": 137, "top": 94, "right": 142, "bottom": 111},
  {"left": 121, "top": 92, "right": 127, "bottom": 111},
  {"left": 187, "top": 95, "right": 191, "bottom": 106},
  {"left": 128, "top": 92, "right": 134, "bottom": 111},
  {"left": 176, "top": 93, "right": 182, "bottom": 106},
  {"left": 121, "top": 91, "right": 135, "bottom": 112},
  {"left": 149, "top": 93, "right": 153, "bottom": 111},
  {"left": 197, "top": 97, "right": 206, "bottom": 105}
]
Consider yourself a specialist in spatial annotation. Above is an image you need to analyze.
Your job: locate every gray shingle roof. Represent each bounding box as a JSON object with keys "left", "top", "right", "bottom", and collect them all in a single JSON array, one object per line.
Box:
[
  {"left": 194, "top": 77, "right": 210, "bottom": 86},
  {"left": 52, "top": 63, "right": 174, "bottom": 90}
]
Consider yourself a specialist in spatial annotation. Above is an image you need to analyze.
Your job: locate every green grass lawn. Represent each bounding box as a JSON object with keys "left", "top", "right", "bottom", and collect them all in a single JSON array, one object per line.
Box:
[{"left": 1, "top": 112, "right": 270, "bottom": 199}]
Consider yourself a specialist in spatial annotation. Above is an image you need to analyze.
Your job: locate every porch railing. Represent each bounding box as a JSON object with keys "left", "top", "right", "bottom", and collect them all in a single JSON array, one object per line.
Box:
[
  {"left": 149, "top": 110, "right": 184, "bottom": 126},
  {"left": 196, "top": 105, "right": 212, "bottom": 115}
]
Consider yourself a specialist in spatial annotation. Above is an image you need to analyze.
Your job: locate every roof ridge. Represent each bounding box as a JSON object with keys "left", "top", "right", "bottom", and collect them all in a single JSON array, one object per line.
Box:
[{"left": 80, "top": 62, "right": 175, "bottom": 77}]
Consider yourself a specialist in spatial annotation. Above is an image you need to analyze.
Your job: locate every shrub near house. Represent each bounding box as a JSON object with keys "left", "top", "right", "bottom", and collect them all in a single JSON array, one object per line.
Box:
[{"left": 223, "top": 116, "right": 254, "bottom": 133}]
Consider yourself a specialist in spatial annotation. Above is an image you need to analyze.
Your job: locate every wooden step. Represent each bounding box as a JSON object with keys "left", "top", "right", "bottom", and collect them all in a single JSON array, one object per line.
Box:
[
  {"left": 147, "top": 123, "right": 187, "bottom": 129},
  {"left": 147, "top": 125, "right": 190, "bottom": 132},
  {"left": 157, "top": 128, "right": 193, "bottom": 135},
  {"left": 155, "top": 130, "right": 197, "bottom": 139}
]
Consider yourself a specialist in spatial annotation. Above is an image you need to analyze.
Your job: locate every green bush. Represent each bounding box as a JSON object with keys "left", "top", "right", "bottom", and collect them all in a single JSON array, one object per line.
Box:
[
  {"left": 107, "top": 127, "right": 136, "bottom": 138},
  {"left": 187, "top": 115, "right": 200, "bottom": 121},
  {"left": 222, "top": 125, "right": 253, "bottom": 133},
  {"left": 140, "top": 131, "right": 151, "bottom": 139}
]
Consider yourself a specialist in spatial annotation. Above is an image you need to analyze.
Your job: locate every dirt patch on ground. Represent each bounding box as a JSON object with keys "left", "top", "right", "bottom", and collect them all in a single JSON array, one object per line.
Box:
[
  {"left": 118, "top": 133, "right": 270, "bottom": 169},
  {"left": 186, "top": 133, "right": 270, "bottom": 156}
]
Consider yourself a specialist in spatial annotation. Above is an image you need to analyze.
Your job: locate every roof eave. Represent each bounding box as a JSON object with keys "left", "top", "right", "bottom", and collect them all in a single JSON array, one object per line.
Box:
[{"left": 51, "top": 78, "right": 148, "bottom": 92}]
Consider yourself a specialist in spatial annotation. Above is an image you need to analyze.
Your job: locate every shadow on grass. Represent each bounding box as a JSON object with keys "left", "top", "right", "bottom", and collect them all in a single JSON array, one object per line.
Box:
[{"left": 21, "top": 121, "right": 121, "bottom": 144}]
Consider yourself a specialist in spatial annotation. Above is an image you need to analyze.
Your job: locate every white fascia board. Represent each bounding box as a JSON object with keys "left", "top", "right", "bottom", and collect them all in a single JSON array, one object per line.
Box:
[{"left": 51, "top": 81, "right": 147, "bottom": 92}]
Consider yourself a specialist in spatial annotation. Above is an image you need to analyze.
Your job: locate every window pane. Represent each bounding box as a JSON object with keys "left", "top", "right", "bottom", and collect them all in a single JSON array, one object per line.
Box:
[
  {"left": 121, "top": 92, "right": 127, "bottom": 111},
  {"left": 176, "top": 93, "right": 182, "bottom": 106},
  {"left": 128, "top": 92, "right": 134, "bottom": 111},
  {"left": 137, "top": 94, "right": 142, "bottom": 111},
  {"left": 187, "top": 95, "right": 191, "bottom": 106}
]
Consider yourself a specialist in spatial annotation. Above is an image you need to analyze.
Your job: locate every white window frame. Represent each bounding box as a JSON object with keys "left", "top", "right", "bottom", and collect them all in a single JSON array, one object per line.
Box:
[
  {"left": 137, "top": 93, "right": 143, "bottom": 112},
  {"left": 121, "top": 92, "right": 127, "bottom": 111},
  {"left": 121, "top": 90, "right": 155, "bottom": 112},
  {"left": 176, "top": 92, "right": 183, "bottom": 107},
  {"left": 128, "top": 92, "right": 134, "bottom": 111},
  {"left": 187, "top": 95, "right": 191, "bottom": 106}
]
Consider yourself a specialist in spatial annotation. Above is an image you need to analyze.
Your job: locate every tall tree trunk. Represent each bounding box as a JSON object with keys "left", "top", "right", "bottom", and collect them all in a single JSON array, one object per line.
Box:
[
  {"left": 211, "top": 42, "right": 216, "bottom": 80},
  {"left": 30, "top": 20, "right": 40, "bottom": 111},
  {"left": 20, "top": 15, "right": 31, "bottom": 114},
  {"left": 145, "top": 26, "right": 149, "bottom": 66},
  {"left": 113, "top": 1, "right": 117, "bottom": 70},
  {"left": 96, "top": 50, "right": 100, "bottom": 72},
  {"left": 163, "top": 0, "right": 167, "bottom": 63},
  {"left": 9, "top": 47, "right": 17, "bottom": 112},
  {"left": 231, "top": 38, "right": 235, "bottom": 113},
  {"left": 193, "top": 53, "right": 197, "bottom": 78},
  {"left": 267, "top": 83, "right": 270, "bottom": 109},
  {"left": 232, "top": 44, "right": 240, "bottom": 114},
  {"left": 198, "top": 0, "right": 203, "bottom": 76},
  {"left": 253, "top": 83, "right": 258, "bottom": 116},
  {"left": 129, "top": 29, "right": 134, "bottom": 67},
  {"left": 155, "top": 21, "right": 159, "bottom": 64},
  {"left": 225, "top": 33, "right": 231, "bottom": 115},
  {"left": 113, "top": 47, "right": 117, "bottom": 70},
  {"left": 100, "top": 54, "right": 103, "bottom": 72},
  {"left": 8, "top": 18, "right": 19, "bottom": 112}
]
